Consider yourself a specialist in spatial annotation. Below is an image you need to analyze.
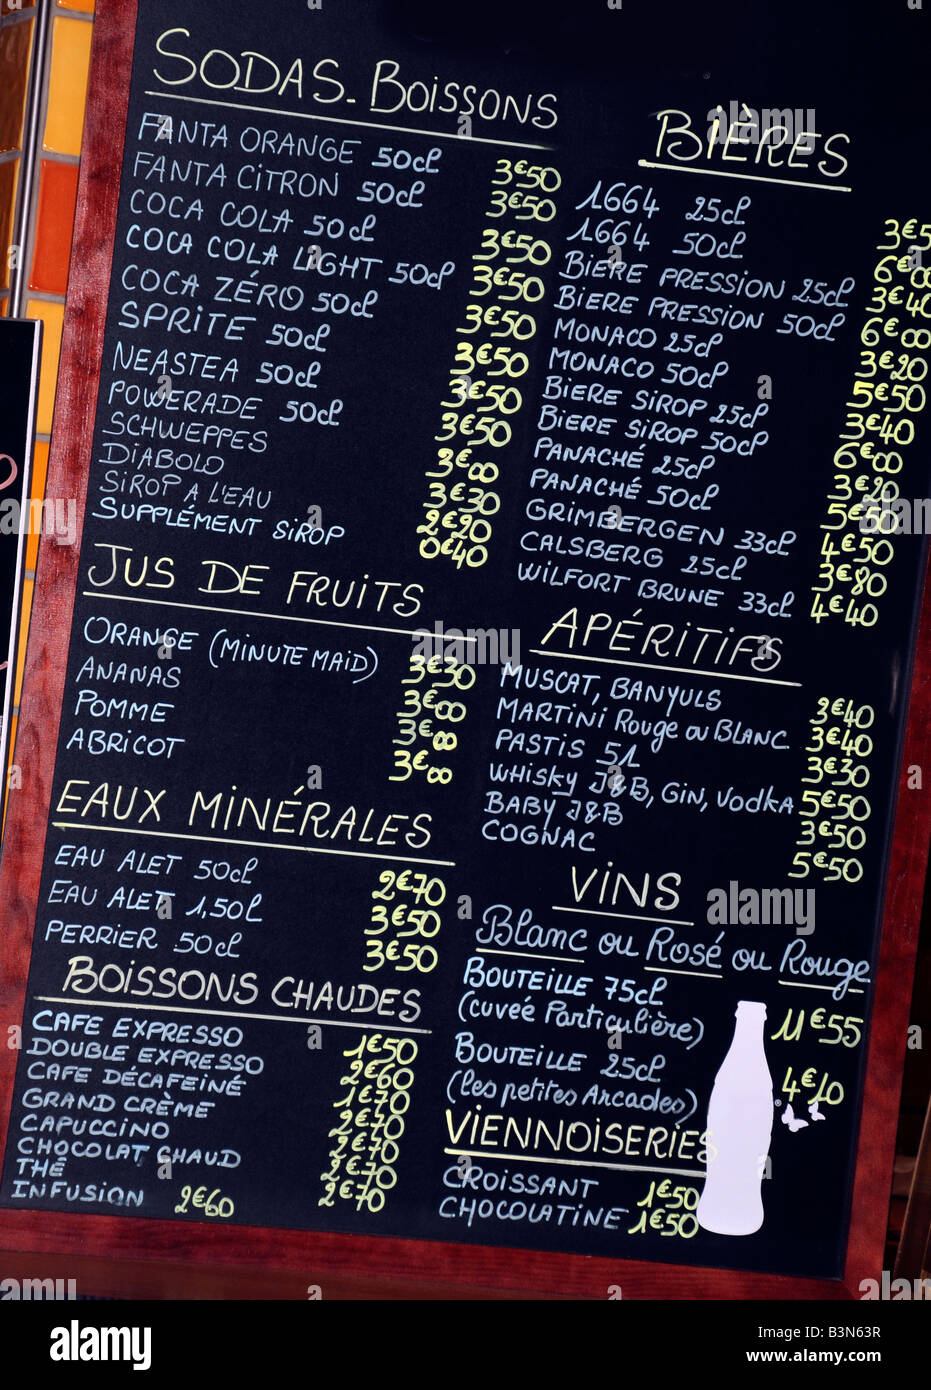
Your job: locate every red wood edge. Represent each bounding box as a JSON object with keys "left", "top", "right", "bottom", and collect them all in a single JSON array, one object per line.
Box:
[
  {"left": 0, "top": 0, "right": 929, "bottom": 1300},
  {"left": 843, "top": 562, "right": 931, "bottom": 1293},
  {"left": 0, "top": 0, "right": 139, "bottom": 1134}
]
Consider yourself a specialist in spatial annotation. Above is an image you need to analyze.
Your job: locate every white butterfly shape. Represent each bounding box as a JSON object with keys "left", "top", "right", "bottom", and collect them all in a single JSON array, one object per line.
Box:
[
  {"left": 781, "top": 1103, "right": 809, "bottom": 1133},
  {"left": 808, "top": 1101, "right": 826, "bottom": 1122}
]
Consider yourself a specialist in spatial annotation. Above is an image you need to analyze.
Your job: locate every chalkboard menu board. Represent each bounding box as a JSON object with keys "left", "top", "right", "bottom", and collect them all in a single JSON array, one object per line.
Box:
[{"left": 1, "top": 0, "right": 930, "bottom": 1298}]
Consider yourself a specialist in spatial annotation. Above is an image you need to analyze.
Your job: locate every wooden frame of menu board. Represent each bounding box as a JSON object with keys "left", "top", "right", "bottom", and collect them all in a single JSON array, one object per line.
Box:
[{"left": 0, "top": 0, "right": 930, "bottom": 1301}]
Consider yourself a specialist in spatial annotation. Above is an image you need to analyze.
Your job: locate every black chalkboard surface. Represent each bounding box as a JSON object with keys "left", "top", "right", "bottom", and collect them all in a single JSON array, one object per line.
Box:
[{"left": 0, "top": 0, "right": 929, "bottom": 1294}]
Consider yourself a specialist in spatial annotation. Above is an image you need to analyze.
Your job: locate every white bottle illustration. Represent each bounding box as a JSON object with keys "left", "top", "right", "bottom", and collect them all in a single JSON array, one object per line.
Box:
[{"left": 697, "top": 1000, "right": 773, "bottom": 1236}]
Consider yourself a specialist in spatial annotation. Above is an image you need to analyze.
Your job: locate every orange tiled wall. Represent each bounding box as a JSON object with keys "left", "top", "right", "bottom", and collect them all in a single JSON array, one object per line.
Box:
[
  {"left": 0, "top": 0, "right": 94, "bottom": 791},
  {"left": 0, "top": 1, "right": 33, "bottom": 310}
]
